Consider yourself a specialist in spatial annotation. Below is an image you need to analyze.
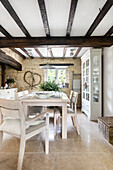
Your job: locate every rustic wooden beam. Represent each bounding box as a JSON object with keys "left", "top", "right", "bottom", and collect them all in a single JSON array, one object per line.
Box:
[
  {"left": 1, "top": 64, "right": 5, "bottom": 87},
  {"left": 1, "top": 0, "right": 31, "bottom": 37},
  {"left": 0, "top": 25, "right": 26, "bottom": 59},
  {"left": 48, "top": 48, "right": 54, "bottom": 58},
  {"left": 66, "top": 0, "right": 78, "bottom": 37},
  {"left": 62, "top": 48, "right": 67, "bottom": 58},
  {"left": 21, "top": 48, "right": 34, "bottom": 59},
  {"left": 73, "top": 47, "right": 82, "bottom": 58},
  {"left": 0, "top": 36, "right": 113, "bottom": 48},
  {"left": 0, "top": 25, "right": 12, "bottom": 38},
  {"left": 85, "top": 0, "right": 113, "bottom": 37},
  {"left": 37, "top": 0, "right": 50, "bottom": 37},
  {"left": 34, "top": 48, "right": 44, "bottom": 58},
  {"left": 105, "top": 26, "right": 113, "bottom": 36},
  {"left": 0, "top": 50, "right": 22, "bottom": 70},
  {"left": 73, "top": 0, "right": 113, "bottom": 58}
]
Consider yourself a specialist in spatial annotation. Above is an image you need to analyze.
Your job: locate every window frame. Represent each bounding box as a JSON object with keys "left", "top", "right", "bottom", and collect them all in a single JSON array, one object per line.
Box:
[{"left": 46, "top": 68, "right": 67, "bottom": 87}]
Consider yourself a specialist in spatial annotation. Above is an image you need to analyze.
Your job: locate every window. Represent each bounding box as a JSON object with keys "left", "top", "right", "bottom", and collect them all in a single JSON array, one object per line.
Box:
[{"left": 47, "top": 68, "right": 67, "bottom": 88}]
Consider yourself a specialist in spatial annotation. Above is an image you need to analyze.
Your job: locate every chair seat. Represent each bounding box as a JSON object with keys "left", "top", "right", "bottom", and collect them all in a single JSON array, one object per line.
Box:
[
  {"left": 67, "top": 108, "right": 74, "bottom": 114},
  {"left": 0, "top": 118, "right": 46, "bottom": 135},
  {"left": 67, "top": 104, "right": 70, "bottom": 108},
  {"left": 28, "top": 106, "right": 43, "bottom": 114}
]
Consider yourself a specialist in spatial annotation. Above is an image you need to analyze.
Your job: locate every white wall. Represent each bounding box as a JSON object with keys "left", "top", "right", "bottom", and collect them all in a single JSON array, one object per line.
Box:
[{"left": 104, "top": 45, "right": 113, "bottom": 116}]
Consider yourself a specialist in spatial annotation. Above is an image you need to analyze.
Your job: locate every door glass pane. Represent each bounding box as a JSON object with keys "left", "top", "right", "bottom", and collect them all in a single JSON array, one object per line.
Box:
[
  {"left": 83, "top": 62, "right": 85, "bottom": 69},
  {"left": 86, "top": 59, "right": 89, "bottom": 67}
]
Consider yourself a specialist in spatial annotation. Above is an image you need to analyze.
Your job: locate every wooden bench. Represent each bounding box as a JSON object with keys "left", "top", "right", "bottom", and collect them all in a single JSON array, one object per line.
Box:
[{"left": 98, "top": 117, "right": 113, "bottom": 144}]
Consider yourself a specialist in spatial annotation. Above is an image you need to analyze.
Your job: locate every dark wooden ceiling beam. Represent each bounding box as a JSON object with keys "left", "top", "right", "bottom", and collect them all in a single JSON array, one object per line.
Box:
[
  {"left": 48, "top": 48, "right": 54, "bottom": 58},
  {"left": 85, "top": 0, "right": 113, "bottom": 37},
  {"left": 73, "top": 0, "right": 113, "bottom": 58},
  {"left": 0, "top": 25, "right": 12, "bottom": 38},
  {"left": 38, "top": 0, "right": 50, "bottom": 37},
  {"left": 73, "top": 47, "right": 82, "bottom": 58},
  {"left": 0, "top": 36, "right": 113, "bottom": 48},
  {"left": 0, "top": 50, "right": 22, "bottom": 70},
  {"left": 34, "top": 48, "right": 44, "bottom": 58},
  {"left": 1, "top": 0, "right": 31, "bottom": 37},
  {"left": 66, "top": 0, "right": 78, "bottom": 37},
  {"left": 105, "top": 26, "right": 113, "bottom": 36},
  {"left": 0, "top": 25, "right": 26, "bottom": 59},
  {"left": 21, "top": 48, "right": 34, "bottom": 59},
  {"left": 63, "top": 48, "right": 67, "bottom": 58}
]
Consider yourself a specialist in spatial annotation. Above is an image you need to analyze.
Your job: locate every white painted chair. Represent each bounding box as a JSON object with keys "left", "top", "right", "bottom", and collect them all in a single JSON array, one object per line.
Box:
[
  {"left": 67, "top": 90, "right": 73, "bottom": 108},
  {"left": 54, "top": 91, "right": 80, "bottom": 136},
  {"left": 17, "top": 90, "right": 43, "bottom": 116},
  {"left": 0, "top": 99, "right": 49, "bottom": 170}
]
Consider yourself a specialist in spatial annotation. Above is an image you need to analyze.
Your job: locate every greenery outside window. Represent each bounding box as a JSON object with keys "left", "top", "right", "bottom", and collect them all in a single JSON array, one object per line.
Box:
[{"left": 47, "top": 68, "right": 67, "bottom": 88}]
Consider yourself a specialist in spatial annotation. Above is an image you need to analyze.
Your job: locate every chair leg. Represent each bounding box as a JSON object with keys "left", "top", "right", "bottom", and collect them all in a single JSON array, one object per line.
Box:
[
  {"left": 17, "top": 137, "right": 26, "bottom": 170},
  {"left": 74, "top": 114, "right": 80, "bottom": 135},
  {"left": 54, "top": 114, "right": 57, "bottom": 136},
  {"left": 71, "top": 117, "right": 75, "bottom": 126},
  {"left": 45, "top": 129, "right": 49, "bottom": 154},
  {"left": 0, "top": 131, "right": 3, "bottom": 150}
]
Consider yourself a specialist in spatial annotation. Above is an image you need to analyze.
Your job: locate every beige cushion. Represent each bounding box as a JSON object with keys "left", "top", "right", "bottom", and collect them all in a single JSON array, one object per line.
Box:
[
  {"left": 0, "top": 119, "right": 45, "bottom": 135},
  {"left": 67, "top": 104, "right": 70, "bottom": 108},
  {"left": 67, "top": 108, "right": 74, "bottom": 114},
  {"left": 0, "top": 119, "right": 27, "bottom": 135}
]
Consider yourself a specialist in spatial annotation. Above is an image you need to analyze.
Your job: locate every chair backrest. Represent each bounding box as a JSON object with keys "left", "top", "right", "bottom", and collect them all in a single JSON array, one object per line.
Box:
[
  {"left": 69, "top": 90, "right": 73, "bottom": 100},
  {"left": 17, "top": 90, "right": 29, "bottom": 99},
  {"left": 0, "top": 99, "right": 24, "bottom": 120},
  {"left": 72, "top": 91, "right": 78, "bottom": 111},
  {"left": 69, "top": 90, "right": 73, "bottom": 108},
  {"left": 23, "top": 90, "right": 29, "bottom": 95},
  {"left": 17, "top": 91, "right": 24, "bottom": 98}
]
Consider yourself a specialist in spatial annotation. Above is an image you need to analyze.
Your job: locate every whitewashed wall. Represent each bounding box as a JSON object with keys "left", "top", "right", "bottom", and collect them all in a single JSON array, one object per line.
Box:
[{"left": 104, "top": 45, "right": 113, "bottom": 116}]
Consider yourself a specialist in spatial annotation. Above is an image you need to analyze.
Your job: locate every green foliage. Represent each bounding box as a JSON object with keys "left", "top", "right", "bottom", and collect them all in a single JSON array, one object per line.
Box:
[
  {"left": 6, "top": 78, "right": 15, "bottom": 84},
  {"left": 39, "top": 81, "right": 60, "bottom": 91}
]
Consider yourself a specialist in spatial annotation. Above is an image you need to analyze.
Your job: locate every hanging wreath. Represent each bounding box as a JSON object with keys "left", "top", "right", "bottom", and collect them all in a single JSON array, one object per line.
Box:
[{"left": 24, "top": 71, "right": 42, "bottom": 90}]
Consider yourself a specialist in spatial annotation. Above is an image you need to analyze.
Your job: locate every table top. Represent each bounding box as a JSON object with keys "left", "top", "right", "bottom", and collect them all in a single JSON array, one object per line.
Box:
[{"left": 19, "top": 91, "right": 69, "bottom": 103}]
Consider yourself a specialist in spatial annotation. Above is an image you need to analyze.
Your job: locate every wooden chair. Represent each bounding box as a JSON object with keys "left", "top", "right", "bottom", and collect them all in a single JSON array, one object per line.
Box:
[
  {"left": 0, "top": 99, "right": 49, "bottom": 170},
  {"left": 67, "top": 90, "right": 73, "bottom": 108},
  {"left": 54, "top": 91, "right": 80, "bottom": 136}
]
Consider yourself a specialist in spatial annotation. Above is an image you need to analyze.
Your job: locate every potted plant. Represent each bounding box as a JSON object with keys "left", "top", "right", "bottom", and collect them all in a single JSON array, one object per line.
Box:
[
  {"left": 39, "top": 81, "right": 60, "bottom": 91},
  {"left": 6, "top": 78, "right": 15, "bottom": 88}
]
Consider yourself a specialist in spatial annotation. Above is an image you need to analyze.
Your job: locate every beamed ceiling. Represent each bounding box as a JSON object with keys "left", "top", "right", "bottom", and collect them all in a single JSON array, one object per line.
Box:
[{"left": 0, "top": 0, "right": 113, "bottom": 59}]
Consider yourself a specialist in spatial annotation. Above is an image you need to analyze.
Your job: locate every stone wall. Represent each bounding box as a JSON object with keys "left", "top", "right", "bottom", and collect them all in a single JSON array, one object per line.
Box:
[{"left": 5, "top": 57, "right": 81, "bottom": 96}]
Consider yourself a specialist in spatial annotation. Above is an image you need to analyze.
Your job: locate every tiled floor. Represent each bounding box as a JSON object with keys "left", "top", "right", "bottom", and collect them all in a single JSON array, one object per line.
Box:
[{"left": 0, "top": 110, "right": 113, "bottom": 170}]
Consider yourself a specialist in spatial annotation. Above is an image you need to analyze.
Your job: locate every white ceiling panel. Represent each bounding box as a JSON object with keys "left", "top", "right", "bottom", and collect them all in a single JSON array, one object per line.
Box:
[
  {"left": 52, "top": 48, "right": 64, "bottom": 57},
  {"left": 0, "top": 2, "right": 25, "bottom": 37},
  {"left": 45, "top": 0, "right": 71, "bottom": 36},
  {"left": 71, "top": 0, "right": 107, "bottom": 36},
  {"left": 92, "top": 7, "right": 113, "bottom": 36},
  {"left": 0, "top": 32, "right": 5, "bottom": 37},
  {"left": 77, "top": 48, "right": 90, "bottom": 57},
  {"left": 38, "top": 48, "right": 51, "bottom": 57},
  {"left": 66, "top": 48, "right": 77, "bottom": 57},
  {"left": 15, "top": 48, "right": 28, "bottom": 57},
  {"left": 25, "top": 48, "right": 40, "bottom": 57},
  {"left": 9, "top": 0, "right": 45, "bottom": 37}
]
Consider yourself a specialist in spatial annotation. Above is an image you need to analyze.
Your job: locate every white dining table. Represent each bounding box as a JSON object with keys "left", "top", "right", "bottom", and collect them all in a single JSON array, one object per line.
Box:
[{"left": 20, "top": 92, "right": 69, "bottom": 139}]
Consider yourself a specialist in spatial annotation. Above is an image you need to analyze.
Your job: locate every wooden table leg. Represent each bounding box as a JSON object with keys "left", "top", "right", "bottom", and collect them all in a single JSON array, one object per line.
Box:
[
  {"left": 23, "top": 103, "right": 28, "bottom": 117},
  {"left": 62, "top": 103, "right": 67, "bottom": 139}
]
